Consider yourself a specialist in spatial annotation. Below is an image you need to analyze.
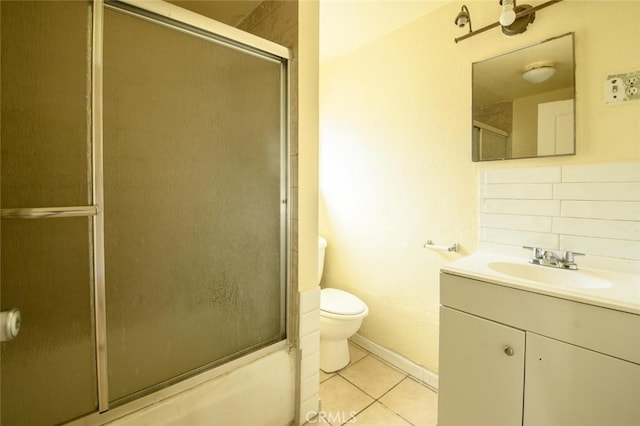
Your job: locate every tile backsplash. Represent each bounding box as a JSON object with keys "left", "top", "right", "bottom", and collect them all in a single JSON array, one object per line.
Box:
[{"left": 479, "top": 162, "right": 640, "bottom": 273}]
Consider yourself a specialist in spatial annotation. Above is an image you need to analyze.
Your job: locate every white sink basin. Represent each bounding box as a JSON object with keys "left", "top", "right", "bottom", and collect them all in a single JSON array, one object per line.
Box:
[
  {"left": 488, "top": 262, "right": 613, "bottom": 289},
  {"left": 440, "top": 252, "right": 640, "bottom": 315}
]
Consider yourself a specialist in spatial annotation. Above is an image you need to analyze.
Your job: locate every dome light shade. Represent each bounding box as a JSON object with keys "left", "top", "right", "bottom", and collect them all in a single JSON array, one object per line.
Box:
[{"left": 522, "top": 64, "right": 556, "bottom": 83}]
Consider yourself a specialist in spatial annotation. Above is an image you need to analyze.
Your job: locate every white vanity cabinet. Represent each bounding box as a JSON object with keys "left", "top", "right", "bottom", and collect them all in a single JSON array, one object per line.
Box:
[
  {"left": 439, "top": 306, "right": 525, "bottom": 426},
  {"left": 438, "top": 272, "right": 640, "bottom": 426},
  {"left": 524, "top": 332, "right": 639, "bottom": 426}
]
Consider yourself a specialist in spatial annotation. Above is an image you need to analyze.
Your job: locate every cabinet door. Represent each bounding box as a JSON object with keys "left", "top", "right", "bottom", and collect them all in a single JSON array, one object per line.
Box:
[
  {"left": 524, "top": 332, "right": 640, "bottom": 426},
  {"left": 439, "top": 307, "right": 526, "bottom": 426}
]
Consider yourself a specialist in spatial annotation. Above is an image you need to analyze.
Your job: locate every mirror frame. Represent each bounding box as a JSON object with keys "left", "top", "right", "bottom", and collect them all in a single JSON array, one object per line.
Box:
[{"left": 471, "top": 33, "right": 576, "bottom": 162}]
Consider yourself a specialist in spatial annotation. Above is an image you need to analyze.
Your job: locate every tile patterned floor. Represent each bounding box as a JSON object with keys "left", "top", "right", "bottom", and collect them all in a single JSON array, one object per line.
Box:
[{"left": 307, "top": 343, "right": 438, "bottom": 426}]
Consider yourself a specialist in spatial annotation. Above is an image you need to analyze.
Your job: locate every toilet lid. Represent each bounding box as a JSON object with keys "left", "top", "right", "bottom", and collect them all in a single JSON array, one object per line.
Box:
[{"left": 321, "top": 288, "right": 367, "bottom": 315}]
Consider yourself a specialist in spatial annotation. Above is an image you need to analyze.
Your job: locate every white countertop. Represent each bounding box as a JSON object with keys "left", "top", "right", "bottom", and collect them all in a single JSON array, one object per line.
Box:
[{"left": 441, "top": 252, "right": 640, "bottom": 315}]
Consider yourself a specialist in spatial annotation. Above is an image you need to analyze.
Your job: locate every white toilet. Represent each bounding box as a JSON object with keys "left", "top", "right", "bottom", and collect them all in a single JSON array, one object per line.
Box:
[{"left": 318, "top": 236, "right": 369, "bottom": 372}]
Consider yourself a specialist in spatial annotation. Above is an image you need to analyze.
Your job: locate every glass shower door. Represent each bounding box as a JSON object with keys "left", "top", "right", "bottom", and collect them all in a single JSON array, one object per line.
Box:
[
  {"left": 103, "top": 6, "right": 287, "bottom": 404},
  {"left": 1, "top": 1, "right": 99, "bottom": 424},
  {"left": 2, "top": 1, "right": 289, "bottom": 419}
]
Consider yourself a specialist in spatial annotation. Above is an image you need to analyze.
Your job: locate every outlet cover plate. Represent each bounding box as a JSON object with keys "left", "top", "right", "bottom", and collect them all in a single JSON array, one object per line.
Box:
[{"left": 605, "top": 70, "right": 640, "bottom": 104}]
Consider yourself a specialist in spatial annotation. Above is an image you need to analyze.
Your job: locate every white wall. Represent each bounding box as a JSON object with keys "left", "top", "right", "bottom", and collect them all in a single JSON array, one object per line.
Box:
[{"left": 319, "top": 0, "right": 640, "bottom": 374}]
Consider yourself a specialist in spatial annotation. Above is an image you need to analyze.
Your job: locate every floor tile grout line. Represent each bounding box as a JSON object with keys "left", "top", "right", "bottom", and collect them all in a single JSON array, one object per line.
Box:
[
  {"left": 318, "top": 344, "right": 436, "bottom": 426},
  {"left": 336, "top": 371, "right": 407, "bottom": 402},
  {"left": 347, "top": 352, "right": 370, "bottom": 367},
  {"left": 337, "top": 350, "right": 410, "bottom": 400},
  {"left": 350, "top": 341, "right": 438, "bottom": 393},
  {"left": 405, "top": 374, "right": 438, "bottom": 394},
  {"left": 339, "top": 399, "right": 378, "bottom": 426},
  {"left": 319, "top": 352, "right": 369, "bottom": 384},
  {"left": 335, "top": 378, "right": 417, "bottom": 426},
  {"left": 350, "top": 341, "right": 420, "bottom": 378},
  {"left": 317, "top": 374, "right": 378, "bottom": 424},
  {"left": 376, "top": 387, "right": 418, "bottom": 426},
  {"left": 377, "top": 375, "right": 409, "bottom": 400},
  {"left": 321, "top": 373, "right": 411, "bottom": 425}
]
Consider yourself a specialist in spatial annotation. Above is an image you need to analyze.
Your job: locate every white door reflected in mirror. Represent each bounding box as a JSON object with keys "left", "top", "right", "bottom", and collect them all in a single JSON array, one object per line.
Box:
[{"left": 537, "top": 99, "right": 574, "bottom": 156}]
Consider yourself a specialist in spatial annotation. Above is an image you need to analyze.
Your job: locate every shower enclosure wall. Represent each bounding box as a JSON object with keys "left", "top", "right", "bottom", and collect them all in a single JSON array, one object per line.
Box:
[{"left": 0, "top": 1, "right": 291, "bottom": 424}]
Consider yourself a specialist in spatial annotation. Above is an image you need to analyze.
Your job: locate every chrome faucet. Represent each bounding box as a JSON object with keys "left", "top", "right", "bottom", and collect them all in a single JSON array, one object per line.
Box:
[{"left": 523, "top": 246, "right": 584, "bottom": 270}]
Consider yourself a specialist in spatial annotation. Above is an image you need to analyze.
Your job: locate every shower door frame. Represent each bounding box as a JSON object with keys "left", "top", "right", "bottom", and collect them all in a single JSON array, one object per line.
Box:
[
  {"left": 1, "top": 1, "right": 292, "bottom": 418},
  {"left": 89, "top": 0, "right": 292, "bottom": 418}
]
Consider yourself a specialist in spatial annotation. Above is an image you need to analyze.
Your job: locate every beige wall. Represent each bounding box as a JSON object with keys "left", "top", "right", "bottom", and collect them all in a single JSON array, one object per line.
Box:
[
  {"left": 297, "top": 0, "right": 320, "bottom": 293},
  {"left": 319, "top": 1, "right": 640, "bottom": 373}
]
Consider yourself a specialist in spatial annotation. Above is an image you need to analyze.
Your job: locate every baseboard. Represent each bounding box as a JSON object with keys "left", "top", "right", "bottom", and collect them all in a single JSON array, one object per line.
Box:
[{"left": 349, "top": 334, "right": 439, "bottom": 391}]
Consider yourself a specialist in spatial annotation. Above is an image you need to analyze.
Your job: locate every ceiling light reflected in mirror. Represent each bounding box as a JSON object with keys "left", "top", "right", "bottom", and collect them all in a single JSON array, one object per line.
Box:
[{"left": 522, "top": 63, "right": 556, "bottom": 84}]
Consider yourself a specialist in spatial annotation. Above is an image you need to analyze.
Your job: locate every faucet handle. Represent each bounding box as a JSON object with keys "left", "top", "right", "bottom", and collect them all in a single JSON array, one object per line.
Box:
[
  {"left": 523, "top": 246, "right": 543, "bottom": 260},
  {"left": 562, "top": 251, "right": 584, "bottom": 262}
]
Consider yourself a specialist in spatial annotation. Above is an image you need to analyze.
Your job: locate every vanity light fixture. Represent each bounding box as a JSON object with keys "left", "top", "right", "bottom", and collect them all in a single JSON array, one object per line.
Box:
[
  {"left": 454, "top": 5, "right": 472, "bottom": 33},
  {"left": 522, "top": 62, "right": 556, "bottom": 83},
  {"left": 499, "top": 0, "right": 517, "bottom": 26},
  {"left": 500, "top": 1, "right": 536, "bottom": 36},
  {"left": 454, "top": 0, "right": 564, "bottom": 43}
]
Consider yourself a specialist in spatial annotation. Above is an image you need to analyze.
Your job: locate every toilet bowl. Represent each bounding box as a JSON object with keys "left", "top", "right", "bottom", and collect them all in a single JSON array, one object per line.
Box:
[
  {"left": 318, "top": 237, "right": 369, "bottom": 372},
  {"left": 320, "top": 288, "right": 368, "bottom": 372}
]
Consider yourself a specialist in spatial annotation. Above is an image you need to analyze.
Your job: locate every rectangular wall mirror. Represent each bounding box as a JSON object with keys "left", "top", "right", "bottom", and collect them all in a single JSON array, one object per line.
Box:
[{"left": 472, "top": 33, "right": 575, "bottom": 161}]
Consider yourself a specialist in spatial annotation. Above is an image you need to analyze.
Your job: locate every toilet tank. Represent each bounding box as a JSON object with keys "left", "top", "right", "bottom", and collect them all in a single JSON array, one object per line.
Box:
[{"left": 318, "top": 236, "right": 327, "bottom": 285}]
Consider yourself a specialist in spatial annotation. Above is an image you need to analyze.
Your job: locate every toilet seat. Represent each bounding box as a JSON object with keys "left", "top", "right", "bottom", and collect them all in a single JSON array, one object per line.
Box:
[{"left": 321, "top": 288, "right": 367, "bottom": 316}]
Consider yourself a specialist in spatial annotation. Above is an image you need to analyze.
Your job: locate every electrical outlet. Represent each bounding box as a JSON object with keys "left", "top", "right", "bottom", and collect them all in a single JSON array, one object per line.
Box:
[{"left": 605, "top": 70, "right": 640, "bottom": 104}]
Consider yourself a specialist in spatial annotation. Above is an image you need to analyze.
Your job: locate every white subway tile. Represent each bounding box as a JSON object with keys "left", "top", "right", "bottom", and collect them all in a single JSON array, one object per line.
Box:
[
  {"left": 480, "top": 169, "right": 488, "bottom": 185},
  {"left": 300, "top": 288, "right": 320, "bottom": 315},
  {"left": 562, "top": 162, "right": 640, "bottom": 183},
  {"left": 300, "top": 330, "right": 320, "bottom": 355},
  {"left": 299, "top": 310, "right": 320, "bottom": 338},
  {"left": 480, "top": 213, "right": 552, "bottom": 232},
  {"left": 300, "top": 397, "right": 320, "bottom": 423},
  {"left": 484, "top": 166, "right": 561, "bottom": 184},
  {"left": 479, "top": 163, "right": 640, "bottom": 266},
  {"left": 560, "top": 235, "right": 640, "bottom": 261},
  {"left": 478, "top": 241, "right": 533, "bottom": 259},
  {"left": 573, "top": 254, "right": 640, "bottom": 275},
  {"left": 482, "top": 199, "right": 560, "bottom": 216},
  {"left": 553, "top": 218, "right": 640, "bottom": 241},
  {"left": 301, "top": 351, "right": 320, "bottom": 382},
  {"left": 561, "top": 201, "right": 640, "bottom": 221},
  {"left": 481, "top": 183, "right": 553, "bottom": 200},
  {"left": 481, "top": 228, "right": 558, "bottom": 249},
  {"left": 554, "top": 183, "right": 640, "bottom": 201},
  {"left": 300, "top": 371, "right": 319, "bottom": 402}
]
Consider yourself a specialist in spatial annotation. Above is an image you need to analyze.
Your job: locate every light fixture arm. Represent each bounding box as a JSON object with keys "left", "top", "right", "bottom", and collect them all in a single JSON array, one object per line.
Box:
[
  {"left": 462, "top": 5, "right": 473, "bottom": 32},
  {"left": 454, "top": 0, "right": 563, "bottom": 43}
]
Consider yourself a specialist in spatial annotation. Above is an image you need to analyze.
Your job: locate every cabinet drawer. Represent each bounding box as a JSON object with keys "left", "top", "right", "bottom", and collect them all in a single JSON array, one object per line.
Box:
[{"left": 441, "top": 272, "right": 640, "bottom": 364}]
